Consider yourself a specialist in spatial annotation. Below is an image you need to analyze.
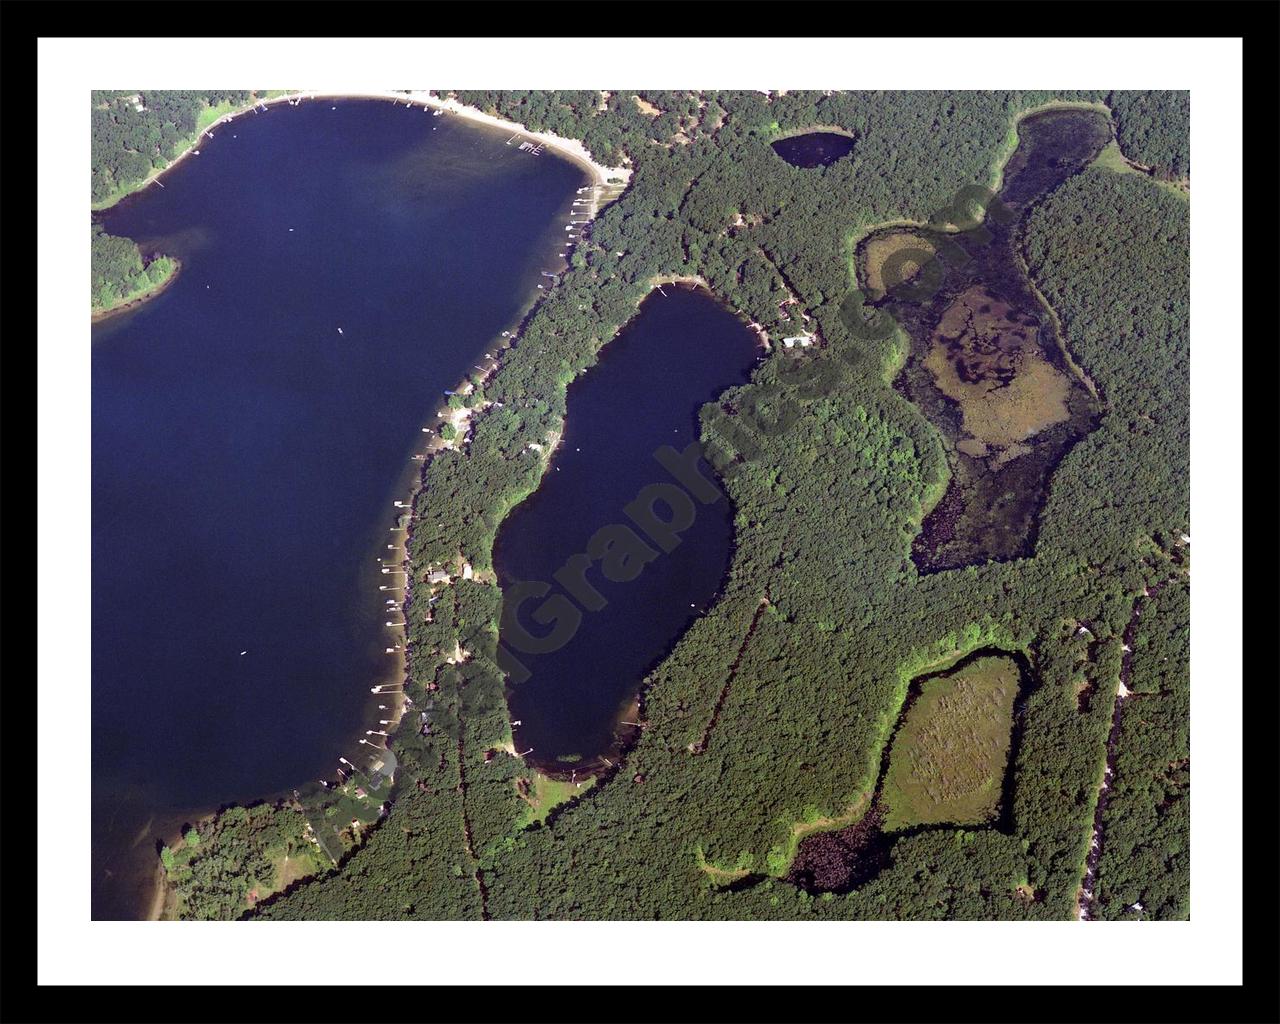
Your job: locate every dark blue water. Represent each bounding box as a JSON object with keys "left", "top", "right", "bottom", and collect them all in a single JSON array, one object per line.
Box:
[
  {"left": 771, "top": 131, "right": 856, "bottom": 168},
  {"left": 92, "top": 99, "right": 585, "bottom": 917},
  {"left": 494, "top": 286, "right": 761, "bottom": 771}
]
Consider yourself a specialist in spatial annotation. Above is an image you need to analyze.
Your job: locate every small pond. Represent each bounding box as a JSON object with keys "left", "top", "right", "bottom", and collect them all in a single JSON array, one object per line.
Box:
[{"left": 771, "top": 131, "right": 856, "bottom": 168}]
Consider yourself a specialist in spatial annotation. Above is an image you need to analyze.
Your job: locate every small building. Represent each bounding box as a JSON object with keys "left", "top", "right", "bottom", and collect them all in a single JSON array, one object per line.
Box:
[
  {"left": 427, "top": 569, "right": 450, "bottom": 585},
  {"left": 782, "top": 333, "right": 815, "bottom": 349},
  {"left": 366, "top": 749, "right": 398, "bottom": 789}
]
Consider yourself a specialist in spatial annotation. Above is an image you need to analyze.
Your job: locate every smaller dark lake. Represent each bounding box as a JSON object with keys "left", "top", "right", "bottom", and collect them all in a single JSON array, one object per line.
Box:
[
  {"left": 771, "top": 131, "right": 856, "bottom": 168},
  {"left": 494, "top": 286, "right": 761, "bottom": 773}
]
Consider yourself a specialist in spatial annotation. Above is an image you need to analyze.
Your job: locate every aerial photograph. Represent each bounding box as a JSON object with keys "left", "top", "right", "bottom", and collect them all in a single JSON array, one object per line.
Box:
[
  {"left": 87, "top": 85, "right": 1195, "bottom": 928},
  {"left": 85, "top": 84, "right": 1194, "bottom": 928}
]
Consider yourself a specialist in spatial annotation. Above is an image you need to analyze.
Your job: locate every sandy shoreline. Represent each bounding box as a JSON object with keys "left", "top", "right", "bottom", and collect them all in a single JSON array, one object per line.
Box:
[
  {"left": 349, "top": 91, "right": 626, "bottom": 793},
  {"left": 107, "top": 89, "right": 632, "bottom": 210},
  {"left": 404, "top": 91, "right": 633, "bottom": 193},
  {"left": 93, "top": 88, "right": 632, "bottom": 323},
  {"left": 145, "top": 861, "right": 170, "bottom": 920}
]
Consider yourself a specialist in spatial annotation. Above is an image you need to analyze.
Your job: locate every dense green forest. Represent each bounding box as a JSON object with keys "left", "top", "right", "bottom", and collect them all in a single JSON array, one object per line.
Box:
[
  {"left": 1091, "top": 579, "right": 1190, "bottom": 919},
  {"left": 134, "top": 90, "right": 1188, "bottom": 921},
  {"left": 1108, "top": 90, "right": 1190, "bottom": 180},
  {"left": 91, "top": 90, "right": 255, "bottom": 206},
  {"left": 90, "top": 224, "right": 177, "bottom": 313},
  {"left": 159, "top": 801, "right": 329, "bottom": 920}
]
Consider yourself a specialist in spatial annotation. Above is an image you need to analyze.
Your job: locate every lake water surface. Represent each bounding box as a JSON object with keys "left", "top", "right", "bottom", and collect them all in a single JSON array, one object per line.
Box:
[
  {"left": 771, "top": 131, "right": 856, "bottom": 168},
  {"left": 494, "top": 286, "right": 761, "bottom": 773},
  {"left": 91, "top": 99, "right": 585, "bottom": 917}
]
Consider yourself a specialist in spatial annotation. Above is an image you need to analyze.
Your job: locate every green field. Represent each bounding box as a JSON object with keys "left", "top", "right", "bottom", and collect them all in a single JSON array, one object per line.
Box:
[
  {"left": 514, "top": 772, "right": 595, "bottom": 829},
  {"left": 880, "top": 655, "right": 1020, "bottom": 831}
]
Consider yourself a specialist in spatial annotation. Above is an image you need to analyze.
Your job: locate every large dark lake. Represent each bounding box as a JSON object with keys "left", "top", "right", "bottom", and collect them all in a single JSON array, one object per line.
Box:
[
  {"left": 494, "top": 285, "right": 761, "bottom": 772},
  {"left": 91, "top": 99, "right": 585, "bottom": 918}
]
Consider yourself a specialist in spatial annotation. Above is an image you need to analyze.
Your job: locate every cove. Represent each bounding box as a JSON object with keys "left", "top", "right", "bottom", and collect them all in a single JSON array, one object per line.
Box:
[
  {"left": 770, "top": 131, "right": 856, "bottom": 168},
  {"left": 91, "top": 99, "right": 586, "bottom": 918},
  {"left": 494, "top": 285, "right": 761, "bottom": 773},
  {"left": 857, "top": 108, "right": 1111, "bottom": 572}
]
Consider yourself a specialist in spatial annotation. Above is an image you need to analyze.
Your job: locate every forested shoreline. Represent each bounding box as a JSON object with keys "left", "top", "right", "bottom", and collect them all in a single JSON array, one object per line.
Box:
[
  {"left": 90, "top": 91, "right": 271, "bottom": 316},
  {"left": 109, "top": 89, "right": 1188, "bottom": 921},
  {"left": 91, "top": 90, "right": 262, "bottom": 208},
  {"left": 90, "top": 224, "right": 179, "bottom": 316}
]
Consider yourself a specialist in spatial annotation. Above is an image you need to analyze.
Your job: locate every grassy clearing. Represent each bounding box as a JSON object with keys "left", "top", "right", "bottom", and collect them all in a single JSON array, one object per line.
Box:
[
  {"left": 1092, "top": 139, "right": 1143, "bottom": 177},
  {"left": 195, "top": 97, "right": 243, "bottom": 133},
  {"left": 1092, "top": 139, "right": 1189, "bottom": 202},
  {"left": 881, "top": 655, "right": 1020, "bottom": 831},
  {"left": 273, "top": 846, "right": 326, "bottom": 891},
  {"left": 514, "top": 772, "right": 594, "bottom": 829}
]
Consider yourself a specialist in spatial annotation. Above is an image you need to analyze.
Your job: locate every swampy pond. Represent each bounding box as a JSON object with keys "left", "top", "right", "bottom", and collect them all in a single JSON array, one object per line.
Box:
[
  {"left": 788, "top": 649, "right": 1032, "bottom": 894},
  {"left": 494, "top": 285, "right": 761, "bottom": 773},
  {"left": 858, "top": 108, "right": 1111, "bottom": 571},
  {"left": 91, "top": 99, "right": 585, "bottom": 917}
]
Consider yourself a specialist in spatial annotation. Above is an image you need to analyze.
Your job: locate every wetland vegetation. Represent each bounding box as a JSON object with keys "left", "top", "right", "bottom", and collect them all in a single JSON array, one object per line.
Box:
[
  {"left": 880, "top": 654, "right": 1022, "bottom": 831},
  {"left": 858, "top": 108, "right": 1112, "bottom": 572}
]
